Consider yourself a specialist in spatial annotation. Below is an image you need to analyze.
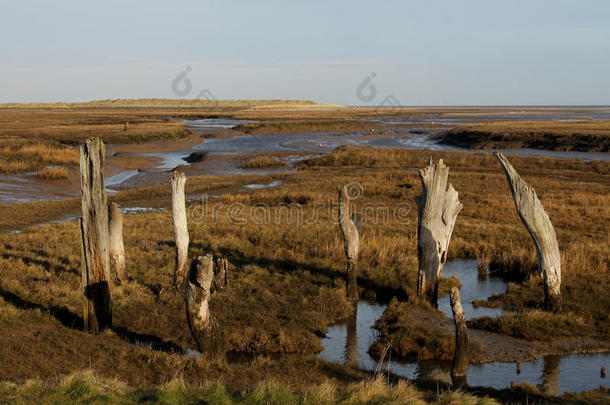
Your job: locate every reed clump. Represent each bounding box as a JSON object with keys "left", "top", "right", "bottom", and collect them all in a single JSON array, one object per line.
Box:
[
  {"left": 243, "top": 155, "right": 285, "bottom": 169},
  {"left": 36, "top": 166, "right": 69, "bottom": 180}
]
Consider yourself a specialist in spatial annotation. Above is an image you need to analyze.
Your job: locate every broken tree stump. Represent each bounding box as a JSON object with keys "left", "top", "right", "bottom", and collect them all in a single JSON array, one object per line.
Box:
[
  {"left": 494, "top": 152, "right": 562, "bottom": 311},
  {"left": 338, "top": 184, "right": 361, "bottom": 300},
  {"left": 171, "top": 171, "right": 189, "bottom": 289},
  {"left": 108, "top": 202, "right": 126, "bottom": 284},
  {"left": 449, "top": 287, "right": 469, "bottom": 387},
  {"left": 185, "top": 255, "right": 225, "bottom": 356},
  {"left": 415, "top": 159, "right": 463, "bottom": 306},
  {"left": 80, "top": 137, "right": 112, "bottom": 332}
]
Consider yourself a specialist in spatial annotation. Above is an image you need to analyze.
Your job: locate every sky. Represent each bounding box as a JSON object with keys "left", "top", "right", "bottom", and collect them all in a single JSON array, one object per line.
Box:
[{"left": 1, "top": 0, "right": 609, "bottom": 105}]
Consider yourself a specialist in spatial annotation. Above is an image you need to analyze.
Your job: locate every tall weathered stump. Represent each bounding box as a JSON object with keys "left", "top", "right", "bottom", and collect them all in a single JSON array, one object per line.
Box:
[
  {"left": 338, "top": 184, "right": 361, "bottom": 300},
  {"left": 108, "top": 202, "right": 126, "bottom": 284},
  {"left": 415, "top": 159, "right": 462, "bottom": 306},
  {"left": 80, "top": 137, "right": 112, "bottom": 332},
  {"left": 171, "top": 171, "right": 189, "bottom": 289}
]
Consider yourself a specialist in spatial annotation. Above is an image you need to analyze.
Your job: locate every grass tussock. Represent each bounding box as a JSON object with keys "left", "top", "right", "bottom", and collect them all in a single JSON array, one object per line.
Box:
[
  {"left": 36, "top": 166, "right": 69, "bottom": 180},
  {"left": 370, "top": 300, "right": 456, "bottom": 361},
  {"left": 0, "top": 371, "right": 500, "bottom": 405},
  {"left": 243, "top": 155, "right": 286, "bottom": 169}
]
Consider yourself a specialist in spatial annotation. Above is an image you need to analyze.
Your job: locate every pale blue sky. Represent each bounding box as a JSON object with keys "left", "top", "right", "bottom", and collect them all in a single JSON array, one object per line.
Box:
[{"left": 1, "top": 0, "right": 609, "bottom": 105}]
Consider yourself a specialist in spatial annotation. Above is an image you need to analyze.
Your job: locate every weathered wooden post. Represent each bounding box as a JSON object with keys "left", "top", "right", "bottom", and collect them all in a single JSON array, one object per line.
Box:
[
  {"left": 171, "top": 171, "right": 189, "bottom": 289},
  {"left": 415, "top": 159, "right": 463, "bottom": 306},
  {"left": 449, "top": 287, "right": 469, "bottom": 387},
  {"left": 80, "top": 137, "right": 112, "bottom": 332},
  {"left": 108, "top": 202, "right": 126, "bottom": 284},
  {"left": 494, "top": 152, "right": 562, "bottom": 311},
  {"left": 185, "top": 255, "right": 225, "bottom": 356},
  {"left": 338, "top": 184, "right": 361, "bottom": 300}
]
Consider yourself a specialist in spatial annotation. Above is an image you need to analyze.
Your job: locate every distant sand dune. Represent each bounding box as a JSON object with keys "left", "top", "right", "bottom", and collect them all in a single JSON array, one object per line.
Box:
[{"left": 0, "top": 98, "right": 335, "bottom": 109}]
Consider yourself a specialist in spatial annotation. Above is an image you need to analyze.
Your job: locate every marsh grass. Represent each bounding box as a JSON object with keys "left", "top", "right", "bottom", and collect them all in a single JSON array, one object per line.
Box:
[
  {"left": 0, "top": 371, "right": 501, "bottom": 405},
  {"left": 467, "top": 310, "right": 592, "bottom": 341},
  {"left": 0, "top": 143, "right": 79, "bottom": 173},
  {"left": 233, "top": 119, "right": 376, "bottom": 135},
  {"left": 444, "top": 120, "right": 610, "bottom": 151},
  {"left": 0, "top": 145, "right": 607, "bottom": 402}
]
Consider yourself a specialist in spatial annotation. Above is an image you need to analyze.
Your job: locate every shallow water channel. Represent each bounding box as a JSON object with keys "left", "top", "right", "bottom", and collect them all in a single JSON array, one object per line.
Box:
[
  {"left": 1, "top": 114, "right": 609, "bottom": 205},
  {"left": 318, "top": 259, "right": 608, "bottom": 394}
]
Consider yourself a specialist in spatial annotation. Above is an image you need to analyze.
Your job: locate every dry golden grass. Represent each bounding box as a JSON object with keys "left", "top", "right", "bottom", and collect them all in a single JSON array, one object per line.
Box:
[
  {"left": 0, "top": 108, "right": 194, "bottom": 173},
  {"left": 0, "top": 143, "right": 79, "bottom": 173}
]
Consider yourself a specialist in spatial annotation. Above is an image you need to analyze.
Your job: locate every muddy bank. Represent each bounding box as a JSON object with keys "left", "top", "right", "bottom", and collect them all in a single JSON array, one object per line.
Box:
[
  {"left": 441, "top": 121, "right": 610, "bottom": 152},
  {"left": 370, "top": 301, "right": 610, "bottom": 364}
]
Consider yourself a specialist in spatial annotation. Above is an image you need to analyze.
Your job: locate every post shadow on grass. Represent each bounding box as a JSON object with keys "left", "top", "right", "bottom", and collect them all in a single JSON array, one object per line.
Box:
[
  {"left": 0, "top": 285, "right": 83, "bottom": 329},
  {"left": 0, "top": 286, "right": 183, "bottom": 353},
  {"left": 0, "top": 252, "right": 79, "bottom": 276},
  {"left": 83, "top": 281, "right": 112, "bottom": 332},
  {"left": 111, "top": 325, "right": 184, "bottom": 354},
  {"left": 216, "top": 247, "right": 409, "bottom": 302}
]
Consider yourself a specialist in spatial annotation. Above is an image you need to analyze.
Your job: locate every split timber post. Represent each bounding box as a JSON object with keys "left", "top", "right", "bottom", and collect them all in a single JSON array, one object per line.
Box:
[
  {"left": 449, "top": 287, "right": 469, "bottom": 387},
  {"left": 415, "top": 159, "right": 463, "bottom": 306},
  {"left": 171, "top": 171, "right": 189, "bottom": 289},
  {"left": 338, "top": 184, "right": 361, "bottom": 300},
  {"left": 494, "top": 152, "right": 562, "bottom": 311},
  {"left": 185, "top": 255, "right": 225, "bottom": 356},
  {"left": 108, "top": 202, "right": 126, "bottom": 284},
  {"left": 80, "top": 137, "right": 112, "bottom": 332}
]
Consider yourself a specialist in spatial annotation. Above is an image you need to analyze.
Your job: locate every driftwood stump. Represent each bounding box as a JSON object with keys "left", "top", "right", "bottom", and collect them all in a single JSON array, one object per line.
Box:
[
  {"left": 80, "top": 138, "right": 112, "bottom": 332},
  {"left": 415, "top": 159, "right": 463, "bottom": 306},
  {"left": 338, "top": 184, "right": 361, "bottom": 300},
  {"left": 494, "top": 152, "right": 562, "bottom": 311},
  {"left": 449, "top": 287, "right": 469, "bottom": 386},
  {"left": 108, "top": 202, "right": 126, "bottom": 284},
  {"left": 185, "top": 255, "right": 225, "bottom": 356},
  {"left": 171, "top": 171, "right": 189, "bottom": 289}
]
